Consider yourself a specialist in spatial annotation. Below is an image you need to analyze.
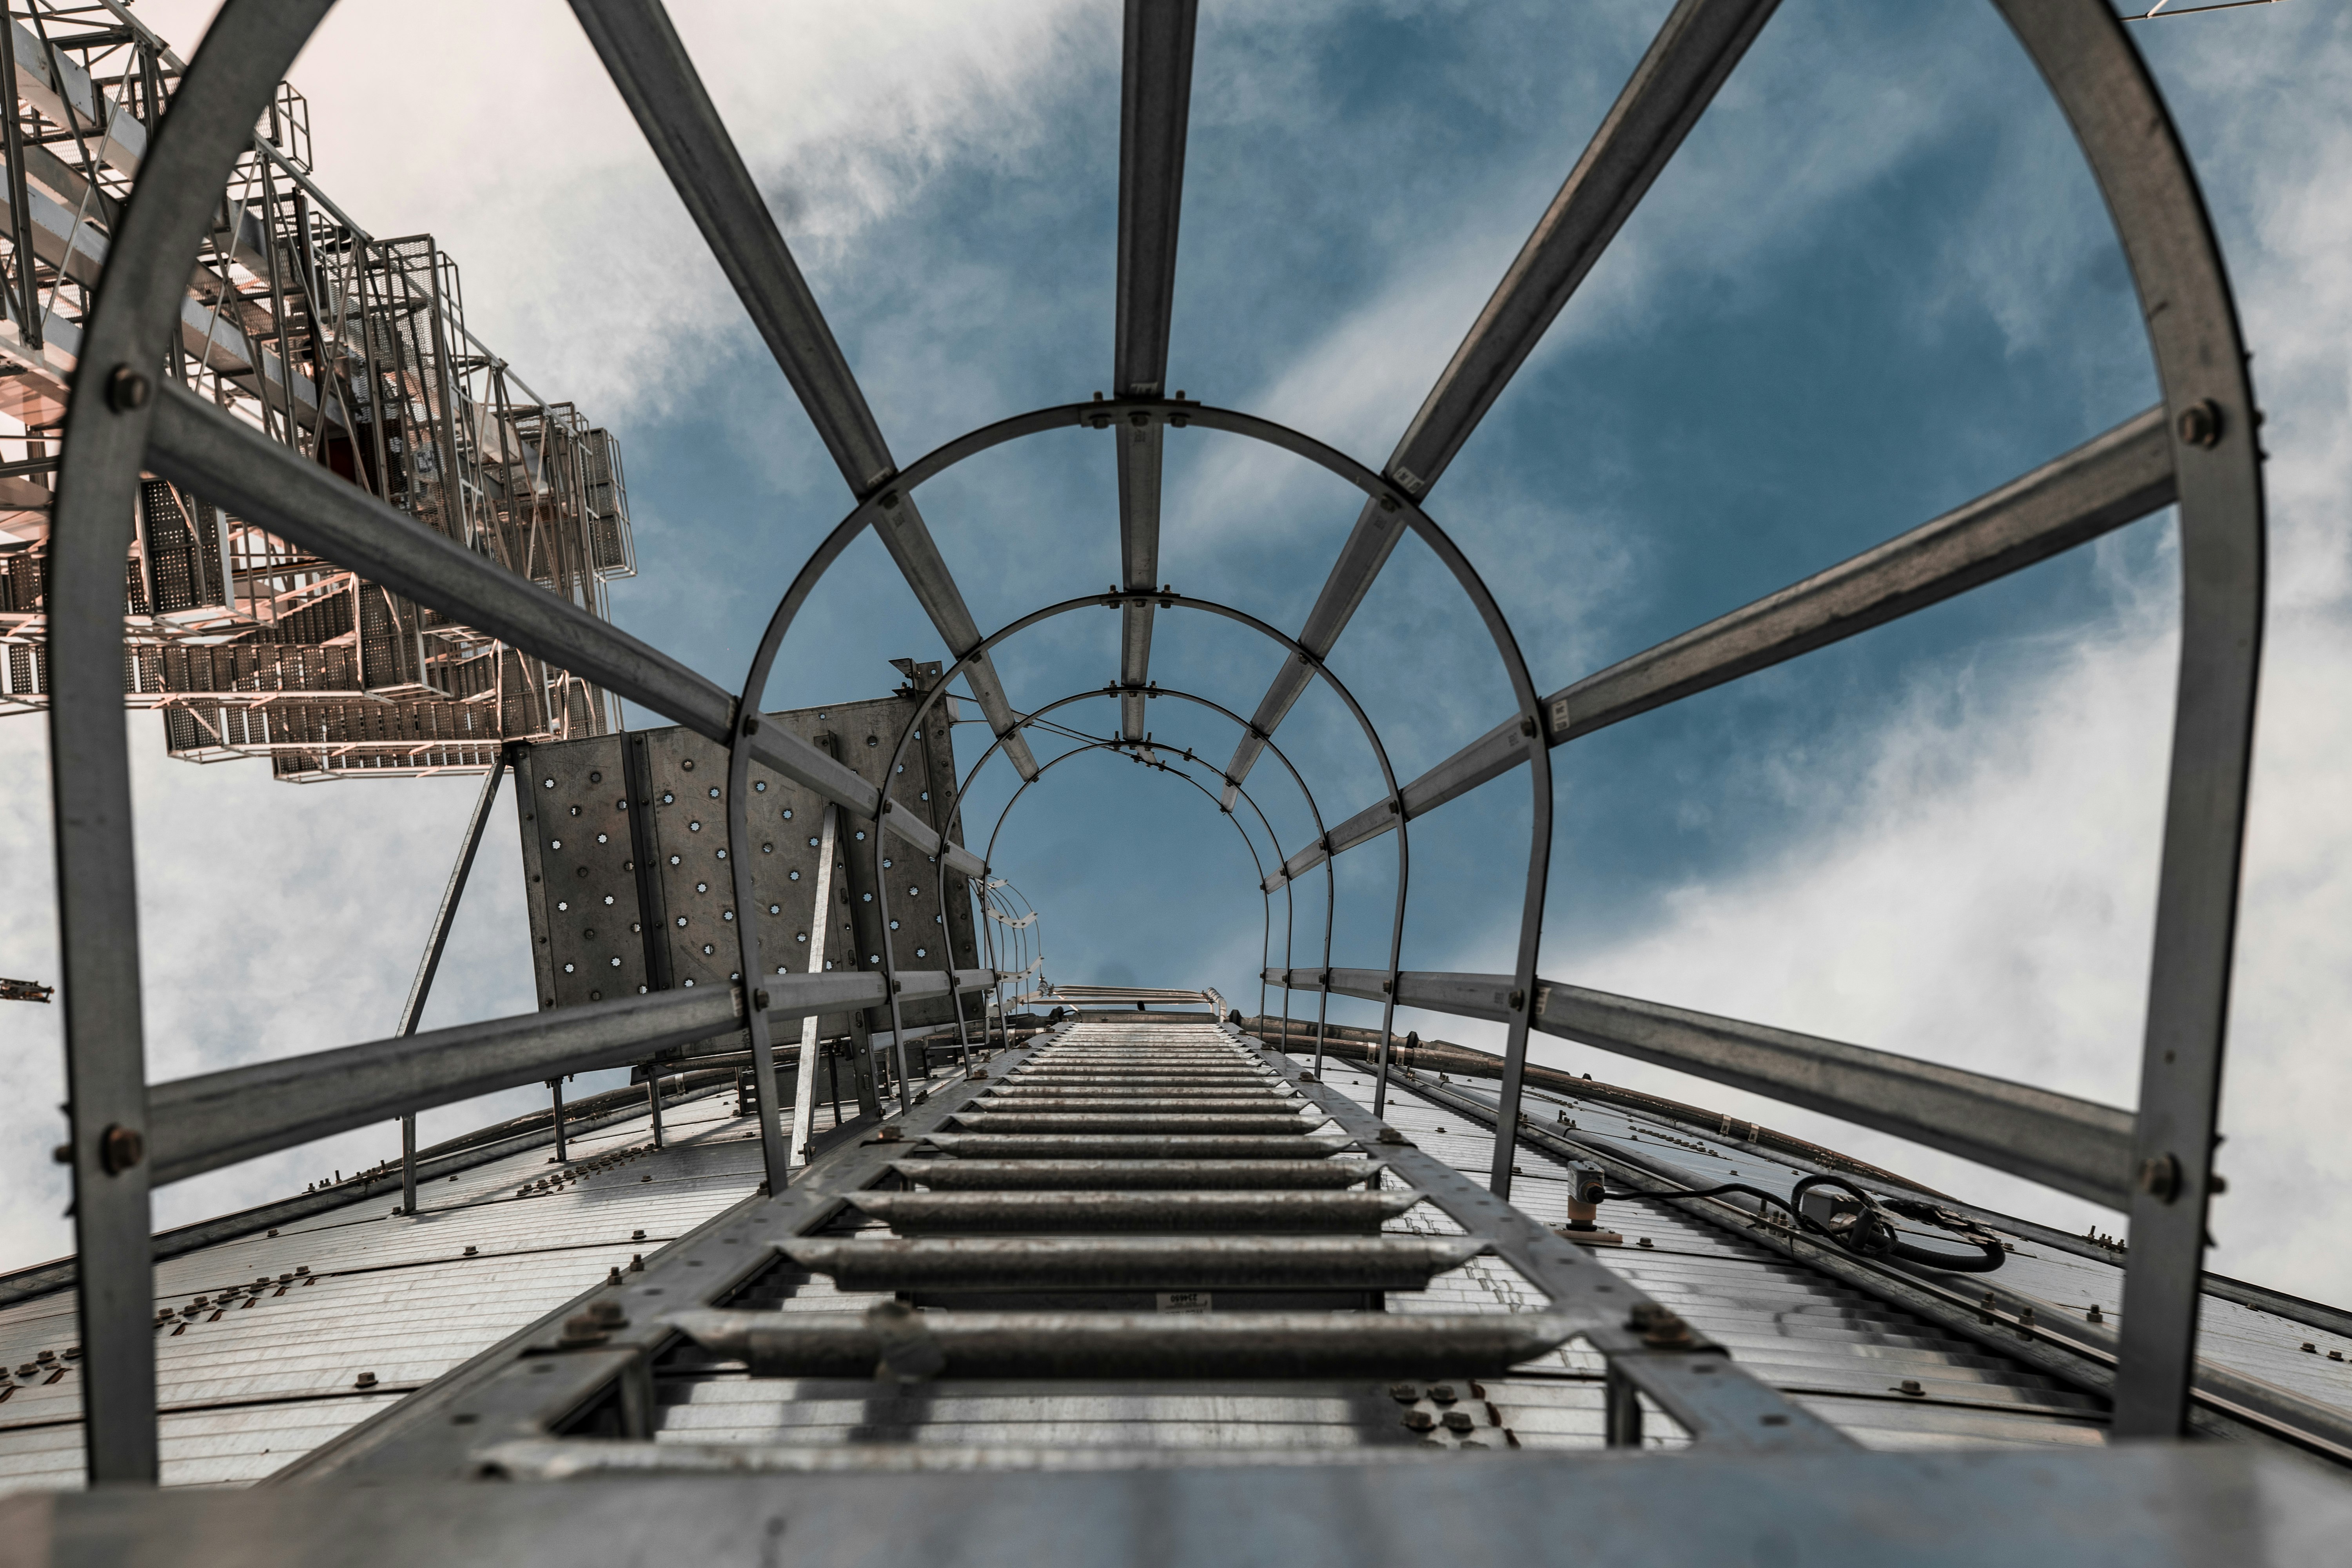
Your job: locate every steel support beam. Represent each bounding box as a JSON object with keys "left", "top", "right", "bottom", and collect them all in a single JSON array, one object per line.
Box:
[
  {"left": 785, "top": 803, "right": 843, "bottom": 1170},
  {"left": 395, "top": 756, "right": 510, "bottom": 1214},
  {"left": 1990, "top": 0, "right": 2264, "bottom": 1438},
  {"left": 44, "top": 0, "right": 330, "bottom": 1485},
  {"left": 1112, "top": 0, "right": 1196, "bottom": 740},
  {"left": 1260, "top": 407, "right": 2177, "bottom": 891},
  {"left": 1220, "top": 0, "right": 1781, "bottom": 807},
  {"left": 1268, "top": 966, "right": 2134, "bottom": 1207},
  {"left": 141, "top": 380, "right": 981, "bottom": 878},
  {"left": 567, "top": 0, "right": 1039, "bottom": 779},
  {"left": 143, "top": 968, "right": 993, "bottom": 1187}
]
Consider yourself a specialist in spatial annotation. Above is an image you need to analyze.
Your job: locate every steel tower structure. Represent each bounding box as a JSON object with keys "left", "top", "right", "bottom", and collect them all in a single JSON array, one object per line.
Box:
[
  {"left": 6, "top": 1, "right": 2350, "bottom": 1561},
  {"left": 0, "top": 0, "right": 634, "bottom": 778}
]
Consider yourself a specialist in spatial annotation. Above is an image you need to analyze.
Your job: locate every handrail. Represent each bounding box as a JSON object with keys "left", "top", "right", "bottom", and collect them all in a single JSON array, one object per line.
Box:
[
  {"left": 147, "top": 968, "right": 995, "bottom": 1185},
  {"left": 1267, "top": 965, "right": 2134, "bottom": 1208}
]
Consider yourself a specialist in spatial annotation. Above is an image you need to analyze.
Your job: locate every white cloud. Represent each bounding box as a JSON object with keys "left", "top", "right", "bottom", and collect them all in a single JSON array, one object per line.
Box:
[{"left": 134, "top": 0, "right": 1109, "bottom": 422}]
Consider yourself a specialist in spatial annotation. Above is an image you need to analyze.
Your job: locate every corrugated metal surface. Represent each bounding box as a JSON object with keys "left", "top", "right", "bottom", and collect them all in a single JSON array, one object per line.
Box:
[
  {"left": 0, "top": 1084, "right": 772, "bottom": 1492},
  {"left": 1324, "top": 1052, "right": 2352, "bottom": 1450},
  {"left": 1374, "top": 1062, "right": 2352, "bottom": 1429},
  {"left": 1315, "top": 1055, "right": 2114, "bottom": 1454}
]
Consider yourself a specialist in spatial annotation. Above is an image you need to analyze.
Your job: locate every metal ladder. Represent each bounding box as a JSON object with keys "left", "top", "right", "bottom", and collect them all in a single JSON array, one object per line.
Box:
[{"left": 677, "top": 1020, "right": 1574, "bottom": 1382}]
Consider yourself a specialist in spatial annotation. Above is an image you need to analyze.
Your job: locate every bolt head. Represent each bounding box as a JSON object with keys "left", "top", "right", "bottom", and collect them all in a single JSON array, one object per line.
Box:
[
  {"left": 99, "top": 1123, "right": 145, "bottom": 1174},
  {"left": 2138, "top": 1152, "right": 2183, "bottom": 1203},
  {"left": 2175, "top": 399, "right": 2223, "bottom": 448},
  {"left": 106, "top": 365, "right": 151, "bottom": 412}
]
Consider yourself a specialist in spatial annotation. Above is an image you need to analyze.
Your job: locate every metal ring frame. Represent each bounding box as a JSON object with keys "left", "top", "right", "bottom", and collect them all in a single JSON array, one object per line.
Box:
[
  {"left": 931, "top": 684, "right": 1331, "bottom": 1046},
  {"left": 779, "top": 592, "right": 1417, "bottom": 1117},
  {"left": 40, "top": 0, "right": 2261, "bottom": 1479},
  {"left": 943, "top": 683, "right": 1348, "bottom": 1053}
]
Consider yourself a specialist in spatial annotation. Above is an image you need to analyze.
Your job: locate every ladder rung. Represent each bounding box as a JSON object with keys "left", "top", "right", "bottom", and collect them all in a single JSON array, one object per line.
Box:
[
  {"left": 948, "top": 1113, "right": 1323, "bottom": 1134},
  {"left": 1004, "top": 1075, "right": 1278, "bottom": 1086},
  {"left": 1027, "top": 1056, "right": 1254, "bottom": 1066},
  {"left": 1019, "top": 1065, "right": 1259, "bottom": 1076},
  {"left": 976, "top": 1098, "right": 1301, "bottom": 1114},
  {"left": 780, "top": 1236, "right": 1483, "bottom": 1291},
  {"left": 889, "top": 1159, "right": 1384, "bottom": 1190},
  {"left": 668, "top": 1307, "right": 1581, "bottom": 1380},
  {"left": 846, "top": 1189, "right": 1425, "bottom": 1234},
  {"left": 922, "top": 1134, "right": 1354, "bottom": 1159}
]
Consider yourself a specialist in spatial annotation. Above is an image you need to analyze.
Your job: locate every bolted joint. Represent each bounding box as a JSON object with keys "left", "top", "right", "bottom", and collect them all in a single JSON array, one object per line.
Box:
[
  {"left": 878, "top": 490, "right": 901, "bottom": 511},
  {"left": 2175, "top": 399, "right": 2223, "bottom": 449},
  {"left": 2138, "top": 1152, "right": 2183, "bottom": 1204},
  {"left": 106, "top": 365, "right": 152, "bottom": 412},
  {"left": 557, "top": 1312, "right": 610, "bottom": 1349},
  {"left": 1507, "top": 988, "right": 1526, "bottom": 1011},
  {"left": 753, "top": 989, "right": 771, "bottom": 1011},
  {"left": 1627, "top": 1302, "right": 1695, "bottom": 1350},
  {"left": 741, "top": 715, "right": 760, "bottom": 736},
  {"left": 1519, "top": 715, "right": 1538, "bottom": 739},
  {"left": 100, "top": 1123, "right": 145, "bottom": 1174}
]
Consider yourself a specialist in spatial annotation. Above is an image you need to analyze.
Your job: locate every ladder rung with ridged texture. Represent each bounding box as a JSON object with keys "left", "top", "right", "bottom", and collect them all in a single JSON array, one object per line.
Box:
[{"left": 670, "top": 1020, "right": 1575, "bottom": 1385}]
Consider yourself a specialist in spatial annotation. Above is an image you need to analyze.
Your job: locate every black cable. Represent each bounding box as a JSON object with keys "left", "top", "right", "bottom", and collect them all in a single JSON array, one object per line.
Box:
[{"left": 1606, "top": 1173, "right": 2006, "bottom": 1273}]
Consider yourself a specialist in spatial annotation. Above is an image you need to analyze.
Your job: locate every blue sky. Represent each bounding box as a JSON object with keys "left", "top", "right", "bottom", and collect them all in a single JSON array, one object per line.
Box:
[{"left": 5, "top": 1, "right": 2351, "bottom": 1305}]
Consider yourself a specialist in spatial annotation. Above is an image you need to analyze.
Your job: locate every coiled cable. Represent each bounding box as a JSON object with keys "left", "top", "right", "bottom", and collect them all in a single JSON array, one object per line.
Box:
[{"left": 1608, "top": 1172, "right": 2007, "bottom": 1273}]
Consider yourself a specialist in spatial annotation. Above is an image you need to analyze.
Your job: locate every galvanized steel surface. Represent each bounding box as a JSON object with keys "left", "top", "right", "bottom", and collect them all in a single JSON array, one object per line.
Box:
[{"left": 0, "top": 1088, "right": 769, "bottom": 1492}]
